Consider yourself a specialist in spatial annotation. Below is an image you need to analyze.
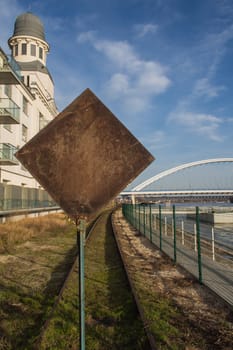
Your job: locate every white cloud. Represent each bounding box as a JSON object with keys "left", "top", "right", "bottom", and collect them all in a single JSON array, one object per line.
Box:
[
  {"left": 169, "top": 111, "right": 223, "bottom": 141},
  {"left": 193, "top": 78, "right": 225, "bottom": 99},
  {"left": 143, "top": 130, "right": 168, "bottom": 151},
  {"left": 137, "top": 61, "right": 170, "bottom": 94},
  {"left": 106, "top": 73, "right": 129, "bottom": 96},
  {"left": 77, "top": 30, "right": 96, "bottom": 43},
  {"left": 195, "top": 23, "right": 233, "bottom": 81},
  {"left": 77, "top": 33, "right": 171, "bottom": 113},
  {"left": 134, "top": 23, "right": 158, "bottom": 37}
]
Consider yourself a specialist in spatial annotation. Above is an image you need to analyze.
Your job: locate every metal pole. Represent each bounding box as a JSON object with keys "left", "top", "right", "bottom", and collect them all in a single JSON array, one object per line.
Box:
[
  {"left": 212, "top": 227, "right": 215, "bottom": 261},
  {"left": 77, "top": 218, "right": 86, "bottom": 350},
  {"left": 181, "top": 220, "right": 184, "bottom": 245},
  {"left": 139, "top": 205, "right": 141, "bottom": 233},
  {"left": 164, "top": 216, "right": 167, "bottom": 236},
  {"left": 159, "top": 205, "right": 162, "bottom": 250},
  {"left": 143, "top": 205, "right": 146, "bottom": 236},
  {"left": 134, "top": 204, "right": 136, "bottom": 228},
  {"left": 149, "top": 204, "right": 152, "bottom": 242},
  {"left": 196, "top": 207, "right": 202, "bottom": 284},
  {"left": 173, "top": 205, "right": 177, "bottom": 263}
]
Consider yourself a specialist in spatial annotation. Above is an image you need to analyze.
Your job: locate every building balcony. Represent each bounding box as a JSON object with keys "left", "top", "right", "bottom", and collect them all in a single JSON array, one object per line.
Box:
[
  {"left": 0, "top": 56, "right": 22, "bottom": 84},
  {"left": 0, "top": 98, "right": 20, "bottom": 124},
  {"left": 0, "top": 143, "right": 18, "bottom": 165}
]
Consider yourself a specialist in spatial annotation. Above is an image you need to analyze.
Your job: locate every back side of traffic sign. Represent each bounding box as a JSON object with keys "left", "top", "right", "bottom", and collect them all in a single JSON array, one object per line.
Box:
[{"left": 15, "top": 88, "right": 154, "bottom": 220}]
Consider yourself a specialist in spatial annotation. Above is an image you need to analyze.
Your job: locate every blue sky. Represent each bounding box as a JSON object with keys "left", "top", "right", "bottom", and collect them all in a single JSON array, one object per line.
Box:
[{"left": 1, "top": 0, "right": 233, "bottom": 187}]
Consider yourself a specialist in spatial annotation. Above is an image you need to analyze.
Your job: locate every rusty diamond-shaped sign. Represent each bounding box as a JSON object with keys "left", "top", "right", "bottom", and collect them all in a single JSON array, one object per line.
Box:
[{"left": 15, "top": 88, "right": 154, "bottom": 220}]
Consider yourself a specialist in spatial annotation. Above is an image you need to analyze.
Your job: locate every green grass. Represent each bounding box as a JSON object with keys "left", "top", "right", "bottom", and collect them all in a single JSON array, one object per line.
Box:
[{"left": 40, "top": 211, "right": 150, "bottom": 350}]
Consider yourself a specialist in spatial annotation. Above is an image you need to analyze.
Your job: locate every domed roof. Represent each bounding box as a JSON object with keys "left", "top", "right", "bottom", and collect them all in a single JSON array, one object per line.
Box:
[{"left": 12, "top": 12, "right": 46, "bottom": 41}]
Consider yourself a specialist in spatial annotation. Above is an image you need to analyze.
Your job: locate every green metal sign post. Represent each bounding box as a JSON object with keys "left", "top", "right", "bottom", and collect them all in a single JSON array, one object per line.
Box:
[
  {"left": 15, "top": 89, "right": 154, "bottom": 350},
  {"left": 77, "top": 218, "right": 86, "bottom": 350}
]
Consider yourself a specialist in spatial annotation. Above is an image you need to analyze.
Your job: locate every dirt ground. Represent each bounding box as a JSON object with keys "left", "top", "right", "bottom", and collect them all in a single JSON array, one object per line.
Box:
[{"left": 112, "top": 209, "right": 233, "bottom": 350}]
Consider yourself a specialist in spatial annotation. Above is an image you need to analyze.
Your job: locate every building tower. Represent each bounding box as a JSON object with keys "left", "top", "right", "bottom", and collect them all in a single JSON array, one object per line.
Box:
[
  {"left": 0, "top": 12, "right": 58, "bottom": 210},
  {"left": 8, "top": 12, "right": 57, "bottom": 115}
]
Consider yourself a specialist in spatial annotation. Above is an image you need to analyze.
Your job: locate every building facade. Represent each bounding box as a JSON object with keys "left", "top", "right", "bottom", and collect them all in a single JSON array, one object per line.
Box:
[{"left": 0, "top": 12, "right": 58, "bottom": 210}]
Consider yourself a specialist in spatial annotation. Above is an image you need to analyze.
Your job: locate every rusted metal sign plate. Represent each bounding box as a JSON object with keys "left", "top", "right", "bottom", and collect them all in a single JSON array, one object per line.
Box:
[{"left": 15, "top": 89, "right": 154, "bottom": 220}]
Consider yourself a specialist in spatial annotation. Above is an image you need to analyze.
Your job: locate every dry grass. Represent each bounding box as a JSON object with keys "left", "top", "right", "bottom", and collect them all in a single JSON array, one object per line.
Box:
[
  {"left": 0, "top": 214, "right": 71, "bottom": 253},
  {"left": 0, "top": 213, "right": 77, "bottom": 349}
]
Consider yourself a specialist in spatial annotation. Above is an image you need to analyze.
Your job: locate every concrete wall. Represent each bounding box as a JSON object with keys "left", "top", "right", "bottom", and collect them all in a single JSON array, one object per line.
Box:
[{"left": 188, "top": 212, "right": 233, "bottom": 224}]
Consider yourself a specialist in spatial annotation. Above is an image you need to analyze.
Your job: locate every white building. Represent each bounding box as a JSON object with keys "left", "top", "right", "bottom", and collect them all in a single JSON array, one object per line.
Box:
[{"left": 0, "top": 12, "right": 58, "bottom": 209}]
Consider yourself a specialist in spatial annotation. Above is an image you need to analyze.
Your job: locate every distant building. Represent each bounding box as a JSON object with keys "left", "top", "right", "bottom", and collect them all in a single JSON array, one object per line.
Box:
[{"left": 0, "top": 12, "right": 58, "bottom": 209}]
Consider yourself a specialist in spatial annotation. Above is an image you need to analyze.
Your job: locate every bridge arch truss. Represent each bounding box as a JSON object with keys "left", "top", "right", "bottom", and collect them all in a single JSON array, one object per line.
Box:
[{"left": 132, "top": 158, "right": 233, "bottom": 192}]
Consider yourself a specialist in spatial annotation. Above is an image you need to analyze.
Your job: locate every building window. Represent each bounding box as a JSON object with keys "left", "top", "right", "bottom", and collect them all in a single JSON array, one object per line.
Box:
[
  {"left": 26, "top": 75, "right": 30, "bottom": 87},
  {"left": 22, "top": 125, "right": 28, "bottom": 142},
  {"left": 39, "top": 47, "right": 43, "bottom": 60},
  {"left": 39, "top": 112, "right": 48, "bottom": 130},
  {"left": 23, "top": 96, "right": 29, "bottom": 115},
  {"left": 22, "top": 43, "right": 27, "bottom": 55},
  {"left": 31, "top": 44, "right": 36, "bottom": 56},
  {"left": 15, "top": 44, "right": 18, "bottom": 56}
]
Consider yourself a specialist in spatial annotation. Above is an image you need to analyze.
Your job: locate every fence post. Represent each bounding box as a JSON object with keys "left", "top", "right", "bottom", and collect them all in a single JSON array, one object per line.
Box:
[
  {"left": 133, "top": 204, "right": 135, "bottom": 228},
  {"left": 212, "top": 227, "right": 215, "bottom": 261},
  {"left": 131, "top": 204, "right": 133, "bottom": 225},
  {"left": 143, "top": 205, "right": 146, "bottom": 236},
  {"left": 135, "top": 204, "right": 137, "bottom": 229},
  {"left": 77, "top": 219, "right": 86, "bottom": 350},
  {"left": 196, "top": 206, "right": 202, "bottom": 284},
  {"left": 139, "top": 205, "right": 141, "bottom": 233},
  {"left": 173, "top": 205, "right": 177, "bottom": 263},
  {"left": 149, "top": 204, "right": 152, "bottom": 242},
  {"left": 181, "top": 220, "right": 184, "bottom": 245},
  {"left": 164, "top": 216, "right": 167, "bottom": 236},
  {"left": 159, "top": 205, "right": 162, "bottom": 250}
]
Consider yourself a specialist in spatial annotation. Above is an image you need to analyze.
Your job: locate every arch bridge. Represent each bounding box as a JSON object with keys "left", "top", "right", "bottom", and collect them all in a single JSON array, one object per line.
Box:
[{"left": 122, "top": 158, "right": 233, "bottom": 201}]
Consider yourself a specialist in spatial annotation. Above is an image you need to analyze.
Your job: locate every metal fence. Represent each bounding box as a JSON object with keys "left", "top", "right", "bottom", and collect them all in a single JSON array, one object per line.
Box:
[
  {"left": 122, "top": 203, "right": 233, "bottom": 307},
  {"left": 0, "top": 199, "right": 57, "bottom": 211}
]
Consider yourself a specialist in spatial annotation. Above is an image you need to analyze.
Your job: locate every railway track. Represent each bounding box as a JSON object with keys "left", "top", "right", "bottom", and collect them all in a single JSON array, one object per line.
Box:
[
  {"left": 37, "top": 210, "right": 152, "bottom": 350},
  {"left": 36, "top": 208, "right": 233, "bottom": 350}
]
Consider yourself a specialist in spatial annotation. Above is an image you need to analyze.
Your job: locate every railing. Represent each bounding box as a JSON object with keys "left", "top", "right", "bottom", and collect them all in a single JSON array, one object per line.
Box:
[
  {"left": 0, "top": 143, "right": 18, "bottom": 164},
  {"left": 123, "top": 204, "right": 233, "bottom": 306},
  {"left": 0, "top": 199, "right": 57, "bottom": 211},
  {"left": 0, "top": 98, "right": 20, "bottom": 123},
  {"left": 6, "top": 56, "right": 22, "bottom": 80}
]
